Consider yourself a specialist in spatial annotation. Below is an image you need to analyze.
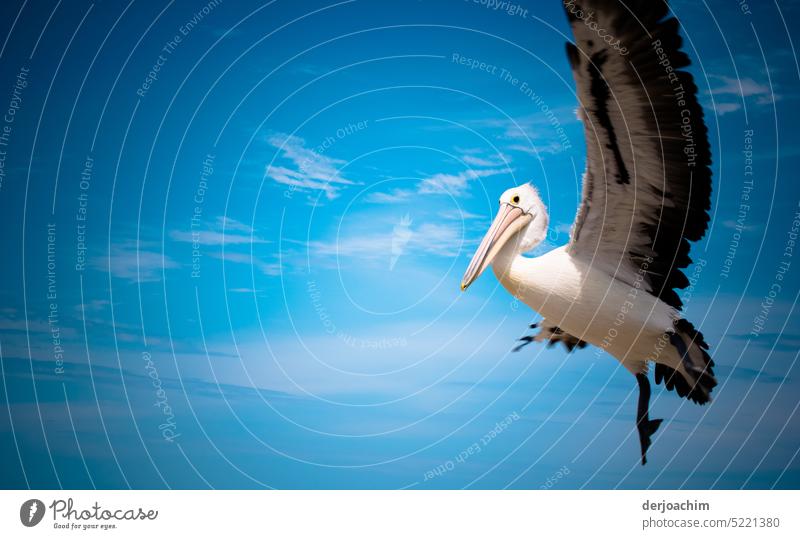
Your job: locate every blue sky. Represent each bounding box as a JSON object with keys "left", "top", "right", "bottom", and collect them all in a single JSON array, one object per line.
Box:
[{"left": 1, "top": 0, "right": 799, "bottom": 489}]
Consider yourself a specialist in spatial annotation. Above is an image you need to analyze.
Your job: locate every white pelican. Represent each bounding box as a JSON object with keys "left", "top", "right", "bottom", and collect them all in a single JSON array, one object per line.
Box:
[{"left": 461, "top": 0, "right": 716, "bottom": 464}]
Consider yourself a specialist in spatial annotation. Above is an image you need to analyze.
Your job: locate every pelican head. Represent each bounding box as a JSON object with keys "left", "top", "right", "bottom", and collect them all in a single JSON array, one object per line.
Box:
[{"left": 461, "top": 184, "right": 548, "bottom": 291}]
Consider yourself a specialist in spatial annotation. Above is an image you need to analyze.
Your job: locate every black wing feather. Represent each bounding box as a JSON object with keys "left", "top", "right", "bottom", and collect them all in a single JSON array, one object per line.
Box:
[{"left": 564, "top": 0, "right": 712, "bottom": 310}]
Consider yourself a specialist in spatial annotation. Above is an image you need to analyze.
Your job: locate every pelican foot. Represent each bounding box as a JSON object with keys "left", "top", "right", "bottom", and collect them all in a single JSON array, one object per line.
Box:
[{"left": 635, "top": 373, "right": 663, "bottom": 465}]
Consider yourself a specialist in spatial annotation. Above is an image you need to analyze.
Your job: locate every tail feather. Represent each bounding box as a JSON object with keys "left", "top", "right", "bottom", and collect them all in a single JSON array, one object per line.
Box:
[{"left": 657, "top": 319, "right": 717, "bottom": 405}]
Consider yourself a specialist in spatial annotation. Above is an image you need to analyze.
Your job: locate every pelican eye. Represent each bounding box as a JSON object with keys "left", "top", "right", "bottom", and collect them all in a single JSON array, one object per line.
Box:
[{"left": 512, "top": 195, "right": 520, "bottom": 204}]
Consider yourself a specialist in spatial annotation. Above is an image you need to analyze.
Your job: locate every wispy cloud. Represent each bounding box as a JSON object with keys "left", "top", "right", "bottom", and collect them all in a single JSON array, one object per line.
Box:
[
  {"left": 74, "top": 299, "right": 110, "bottom": 316},
  {"left": 707, "top": 75, "right": 779, "bottom": 116},
  {"left": 553, "top": 222, "right": 572, "bottom": 236},
  {"left": 469, "top": 110, "right": 577, "bottom": 153},
  {"left": 729, "top": 332, "right": 800, "bottom": 353},
  {"left": 93, "top": 241, "right": 179, "bottom": 282},
  {"left": 440, "top": 209, "right": 484, "bottom": 221},
  {"left": 218, "top": 216, "right": 255, "bottom": 233},
  {"left": 210, "top": 251, "right": 281, "bottom": 276},
  {"left": 755, "top": 94, "right": 781, "bottom": 105},
  {"left": 169, "top": 216, "right": 268, "bottom": 246},
  {"left": 710, "top": 76, "right": 770, "bottom": 97},
  {"left": 265, "top": 132, "right": 357, "bottom": 199},
  {"left": 713, "top": 102, "right": 742, "bottom": 116},
  {"left": 461, "top": 154, "right": 510, "bottom": 167},
  {"left": 310, "top": 221, "right": 471, "bottom": 263},
  {"left": 0, "top": 316, "right": 76, "bottom": 337},
  {"left": 429, "top": 110, "right": 576, "bottom": 158},
  {"left": 418, "top": 167, "right": 512, "bottom": 195},
  {"left": 364, "top": 188, "right": 415, "bottom": 204},
  {"left": 506, "top": 141, "right": 565, "bottom": 155},
  {"left": 169, "top": 216, "right": 281, "bottom": 276},
  {"left": 365, "top": 165, "right": 512, "bottom": 203},
  {"left": 721, "top": 219, "right": 761, "bottom": 232}
]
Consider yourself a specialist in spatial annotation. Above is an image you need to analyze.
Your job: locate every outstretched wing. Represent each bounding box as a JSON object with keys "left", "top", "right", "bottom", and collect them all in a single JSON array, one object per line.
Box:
[{"left": 564, "top": 0, "right": 712, "bottom": 309}]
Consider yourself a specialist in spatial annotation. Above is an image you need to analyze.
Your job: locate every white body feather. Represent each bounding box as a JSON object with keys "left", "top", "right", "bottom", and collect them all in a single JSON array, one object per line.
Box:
[{"left": 493, "top": 245, "right": 688, "bottom": 377}]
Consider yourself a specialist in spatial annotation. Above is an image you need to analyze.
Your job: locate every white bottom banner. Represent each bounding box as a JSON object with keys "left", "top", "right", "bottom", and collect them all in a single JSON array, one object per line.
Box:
[{"left": 1, "top": 490, "right": 797, "bottom": 538}]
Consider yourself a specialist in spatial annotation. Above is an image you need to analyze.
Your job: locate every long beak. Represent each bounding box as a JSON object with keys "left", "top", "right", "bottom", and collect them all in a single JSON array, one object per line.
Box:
[{"left": 461, "top": 204, "right": 532, "bottom": 291}]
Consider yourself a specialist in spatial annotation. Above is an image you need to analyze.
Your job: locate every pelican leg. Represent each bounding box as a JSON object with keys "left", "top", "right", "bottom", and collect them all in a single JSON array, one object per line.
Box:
[{"left": 635, "top": 373, "right": 663, "bottom": 465}]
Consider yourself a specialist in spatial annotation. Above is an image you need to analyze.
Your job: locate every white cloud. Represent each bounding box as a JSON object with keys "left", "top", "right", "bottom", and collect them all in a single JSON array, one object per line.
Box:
[
  {"left": 365, "top": 165, "right": 512, "bottom": 203},
  {"left": 309, "top": 220, "right": 471, "bottom": 262},
  {"left": 218, "top": 216, "right": 254, "bottom": 233},
  {"left": 713, "top": 102, "right": 742, "bottom": 116},
  {"left": 74, "top": 299, "right": 110, "bottom": 317},
  {"left": 265, "top": 132, "right": 357, "bottom": 199},
  {"left": 94, "top": 242, "right": 179, "bottom": 282},
  {"left": 461, "top": 154, "right": 510, "bottom": 167},
  {"left": 721, "top": 219, "right": 761, "bottom": 232},
  {"left": 710, "top": 76, "right": 770, "bottom": 97},
  {"left": 0, "top": 316, "right": 76, "bottom": 337},
  {"left": 440, "top": 209, "right": 484, "bottom": 221},
  {"left": 170, "top": 230, "right": 264, "bottom": 245},
  {"left": 412, "top": 222, "right": 470, "bottom": 256},
  {"left": 170, "top": 217, "right": 268, "bottom": 246},
  {"left": 364, "top": 188, "right": 415, "bottom": 204},
  {"left": 756, "top": 94, "right": 781, "bottom": 105},
  {"left": 169, "top": 216, "right": 281, "bottom": 276},
  {"left": 553, "top": 222, "right": 573, "bottom": 235},
  {"left": 432, "top": 111, "right": 575, "bottom": 158},
  {"left": 472, "top": 110, "right": 576, "bottom": 144},
  {"left": 210, "top": 251, "right": 281, "bottom": 276},
  {"left": 707, "top": 76, "right": 780, "bottom": 113},
  {"left": 418, "top": 167, "right": 512, "bottom": 195},
  {"left": 507, "top": 141, "right": 564, "bottom": 155}
]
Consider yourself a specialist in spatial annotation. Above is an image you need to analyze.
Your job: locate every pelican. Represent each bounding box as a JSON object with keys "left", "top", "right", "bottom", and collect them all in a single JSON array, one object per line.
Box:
[{"left": 461, "top": 0, "right": 716, "bottom": 464}]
